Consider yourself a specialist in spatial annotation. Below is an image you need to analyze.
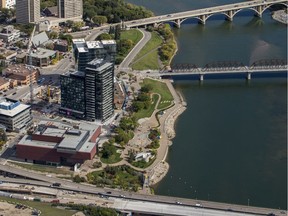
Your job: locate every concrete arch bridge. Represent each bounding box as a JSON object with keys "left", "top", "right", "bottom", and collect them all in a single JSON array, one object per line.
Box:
[{"left": 125, "top": 0, "right": 288, "bottom": 28}]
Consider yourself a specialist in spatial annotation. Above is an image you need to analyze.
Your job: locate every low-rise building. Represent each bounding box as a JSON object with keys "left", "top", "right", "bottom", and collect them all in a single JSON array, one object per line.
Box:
[
  {"left": 0, "top": 77, "right": 9, "bottom": 91},
  {"left": 0, "top": 47, "right": 17, "bottom": 66},
  {"left": 0, "top": 26, "right": 20, "bottom": 43},
  {"left": 27, "top": 48, "right": 57, "bottom": 67},
  {"left": 54, "top": 39, "right": 68, "bottom": 52},
  {"left": 2, "top": 64, "right": 39, "bottom": 85},
  {"left": 16, "top": 121, "right": 101, "bottom": 165},
  {"left": 0, "top": 98, "right": 32, "bottom": 131}
]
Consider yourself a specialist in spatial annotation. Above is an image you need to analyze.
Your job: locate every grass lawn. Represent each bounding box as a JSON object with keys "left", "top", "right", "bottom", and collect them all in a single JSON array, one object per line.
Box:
[
  {"left": 8, "top": 161, "right": 73, "bottom": 176},
  {"left": 131, "top": 32, "right": 162, "bottom": 70},
  {"left": 133, "top": 94, "right": 159, "bottom": 120},
  {"left": 121, "top": 29, "right": 143, "bottom": 44},
  {"left": 132, "top": 157, "right": 156, "bottom": 169},
  {"left": 0, "top": 197, "right": 77, "bottom": 216},
  {"left": 117, "top": 29, "right": 143, "bottom": 60},
  {"left": 141, "top": 78, "right": 174, "bottom": 110},
  {"left": 100, "top": 153, "right": 122, "bottom": 164}
]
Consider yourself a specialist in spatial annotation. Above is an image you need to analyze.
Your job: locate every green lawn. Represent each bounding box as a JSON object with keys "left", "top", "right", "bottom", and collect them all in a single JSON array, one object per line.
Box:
[
  {"left": 132, "top": 157, "right": 156, "bottom": 169},
  {"left": 117, "top": 29, "right": 143, "bottom": 61},
  {"left": 131, "top": 32, "right": 162, "bottom": 70},
  {"left": 121, "top": 29, "right": 143, "bottom": 44},
  {"left": 133, "top": 94, "right": 159, "bottom": 120},
  {"left": 100, "top": 152, "right": 122, "bottom": 164},
  {"left": 141, "top": 78, "right": 173, "bottom": 109},
  {"left": 0, "top": 197, "right": 77, "bottom": 216},
  {"left": 8, "top": 161, "right": 73, "bottom": 176}
]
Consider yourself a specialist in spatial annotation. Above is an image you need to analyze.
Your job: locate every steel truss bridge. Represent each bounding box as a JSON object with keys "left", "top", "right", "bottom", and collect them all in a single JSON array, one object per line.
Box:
[{"left": 157, "top": 59, "right": 288, "bottom": 80}]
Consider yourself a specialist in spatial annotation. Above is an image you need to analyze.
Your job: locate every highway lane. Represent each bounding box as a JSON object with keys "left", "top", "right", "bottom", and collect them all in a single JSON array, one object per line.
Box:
[
  {"left": 113, "top": 200, "right": 261, "bottom": 216},
  {"left": 0, "top": 165, "right": 285, "bottom": 216},
  {"left": 118, "top": 29, "right": 151, "bottom": 71}
]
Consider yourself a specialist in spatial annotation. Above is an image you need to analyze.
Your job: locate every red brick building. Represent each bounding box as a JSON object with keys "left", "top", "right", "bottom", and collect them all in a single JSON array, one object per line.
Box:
[{"left": 16, "top": 121, "right": 101, "bottom": 166}]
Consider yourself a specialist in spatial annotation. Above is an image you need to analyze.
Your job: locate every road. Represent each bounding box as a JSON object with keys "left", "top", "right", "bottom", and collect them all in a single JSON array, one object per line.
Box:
[
  {"left": 0, "top": 165, "right": 285, "bottom": 216},
  {"left": 118, "top": 29, "right": 151, "bottom": 71}
]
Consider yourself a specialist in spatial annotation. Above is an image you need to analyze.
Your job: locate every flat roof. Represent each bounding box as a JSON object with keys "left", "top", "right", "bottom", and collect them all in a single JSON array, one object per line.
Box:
[
  {"left": 72, "top": 38, "right": 85, "bottom": 43},
  {"left": 18, "top": 121, "right": 100, "bottom": 153},
  {"left": 3, "top": 64, "right": 38, "bottom": 77},
  {"left": 30, "top": 48, "right": 56, "bottom": 58},
  {"left": 58, "top": 130, "right": 88, "bottom": 150},
  {"left": 86, "top": 41, "right": 103, "bottom": 49},
  {"left": 0, "top": 102, "right": 30, "bottom": 117},
  {"left": 101, "top": 40, "right": 116, "bottom": 45}
]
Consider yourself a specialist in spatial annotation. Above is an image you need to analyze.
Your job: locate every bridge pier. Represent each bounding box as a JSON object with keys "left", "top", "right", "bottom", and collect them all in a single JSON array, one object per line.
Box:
[
  {"left": 199, "top": 15, "right": 206, "bottom": 25},
  {"left": 199, "top": 74, "right": 204, "bottom": 81},
  {"left": 175, "top": 19, "right": 181, "bottom": 28},
  {"left": 247, "top": 72, "right": 251, "bottom": 80},
  {"left": 225, "top": 10, "right": 233, "bottom": 22}
]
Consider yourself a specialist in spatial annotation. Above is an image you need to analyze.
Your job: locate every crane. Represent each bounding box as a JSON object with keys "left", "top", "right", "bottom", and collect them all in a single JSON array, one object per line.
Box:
[{"left": 27, "top": 25, "right": 36, "bottom": 104}]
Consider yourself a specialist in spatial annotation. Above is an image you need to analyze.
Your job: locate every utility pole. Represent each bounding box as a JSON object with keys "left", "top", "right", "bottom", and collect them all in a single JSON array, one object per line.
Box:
[{"left": 28, "top": 25, "right": 36, "bottom": 104}]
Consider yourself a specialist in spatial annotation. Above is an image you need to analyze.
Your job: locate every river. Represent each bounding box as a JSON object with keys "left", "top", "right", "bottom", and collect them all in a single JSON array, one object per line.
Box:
[{"left": 127, "top": 0, "right": 287, "bottom": 210}]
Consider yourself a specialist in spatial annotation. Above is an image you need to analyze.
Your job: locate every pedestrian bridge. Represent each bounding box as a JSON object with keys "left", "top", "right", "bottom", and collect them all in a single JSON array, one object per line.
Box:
[
  {"left": 150, "top": 59, "right": 288, "bottom": 80},
  {"left": 125, "top": 0, "right": 288, "bottom": 28}
]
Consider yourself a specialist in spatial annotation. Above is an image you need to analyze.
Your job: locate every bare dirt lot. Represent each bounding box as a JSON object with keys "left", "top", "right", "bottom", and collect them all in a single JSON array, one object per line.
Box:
[{"left": 0, "top": 201, "right": 33, "bottom": 216}]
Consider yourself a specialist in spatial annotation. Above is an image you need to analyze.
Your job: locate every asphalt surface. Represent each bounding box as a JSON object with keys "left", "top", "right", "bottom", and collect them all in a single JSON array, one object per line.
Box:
[{"left": 0, "top": 165, "right": 285, "bottom": 216}]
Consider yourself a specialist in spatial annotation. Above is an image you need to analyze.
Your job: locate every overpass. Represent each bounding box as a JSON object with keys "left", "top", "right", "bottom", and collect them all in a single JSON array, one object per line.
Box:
[
  {"left": 124, "top": 0, "right": 288, "bottom": 28},
  {"left": 0, "top": 164, "right": 286, "bottom": 216}
]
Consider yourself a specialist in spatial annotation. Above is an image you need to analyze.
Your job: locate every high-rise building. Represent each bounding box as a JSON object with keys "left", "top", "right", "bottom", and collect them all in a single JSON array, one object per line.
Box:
[
  {"left": 60, "top": 59, "right": 114, "bottom": 122},
  {"left": 85, "top": 59, "right": 114, "bottom": 122},
  {"left": 58, "top": 0, "right": 82, "bottom": 19},
  {"left": 0, "top": 0, "right": 16, "bottom": 8},
  {"left": 59, "top": 71, "right": 86, "bottom": 119},
  {"left": 73, "top": 39, "right": 116, "bottom": 72},
  {"left": 16, "top": 0, "right": 40, "bottom": 24}
]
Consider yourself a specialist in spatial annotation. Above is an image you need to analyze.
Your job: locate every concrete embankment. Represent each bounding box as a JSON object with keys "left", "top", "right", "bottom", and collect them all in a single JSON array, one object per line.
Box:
[{"left": 272, "top": 10, "right": 288, "bottom": 24}]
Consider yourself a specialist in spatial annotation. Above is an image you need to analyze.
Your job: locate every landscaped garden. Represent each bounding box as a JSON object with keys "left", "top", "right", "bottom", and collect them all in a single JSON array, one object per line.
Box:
[{"left": 86, "top": 165, "right": 143, "bottom": 191}]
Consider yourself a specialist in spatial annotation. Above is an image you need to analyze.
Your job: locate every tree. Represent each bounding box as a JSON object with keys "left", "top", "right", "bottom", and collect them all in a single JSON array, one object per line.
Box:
[
  {"left": 96, "top": 33, "right": 113, "bottom": 40},
  {"left": 141, "top": 84, "right": 153, "bottom": 93},
  {"left": 48, "top": 31, "right": 58, "bottom": 39},
  {"left": 132, "top": 101, "right": 144, "bottom": 112},
  {"left": 66, "top": 20, "right": 74, "bottom": 28},
  {"left": 45, "top": 42, "right": 54, "bottom": 50},
  {"left": 114, "top": 24, "right": 121, "bottom": 40},
  {"left": 92, "top": 15, "right": 107, "bottom": 26},
  {"left": 72, "top": 21, "right": 85, "bottom": 32},
  {"left": 102, "top": 142, "right": 116, "bottom": 158}
]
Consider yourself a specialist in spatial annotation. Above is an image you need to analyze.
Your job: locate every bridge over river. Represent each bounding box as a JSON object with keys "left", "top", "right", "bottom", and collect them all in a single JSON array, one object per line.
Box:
[
  {"left": 125, "top": 0, "right": 288, "bottom": 28},
  {"left": 145, "top": 59, "right": 288, "bottom": 80}
]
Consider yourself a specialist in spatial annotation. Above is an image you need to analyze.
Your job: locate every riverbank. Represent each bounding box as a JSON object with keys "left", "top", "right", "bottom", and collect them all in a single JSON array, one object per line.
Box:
[
  {"left": 148, "top": 79, "right": 187, "bottom": 185},
  {"left": 272, "top": 10, "right": 288, "bottom": 25}
]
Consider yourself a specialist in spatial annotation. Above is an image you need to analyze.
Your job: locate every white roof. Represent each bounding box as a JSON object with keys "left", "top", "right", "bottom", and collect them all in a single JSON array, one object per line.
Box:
[
  {"left": 101, "top": 40, "right": 116, "bottom": 45},
  {"left": 0, "top": 103, "right": 30, "bottom": 117},
  {"left": 86, "top": 41, "right": 103, "bottom": 49}
]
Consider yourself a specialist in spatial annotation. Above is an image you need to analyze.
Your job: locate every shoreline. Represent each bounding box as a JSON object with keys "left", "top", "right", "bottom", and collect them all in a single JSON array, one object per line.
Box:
[
  {"left": 148, "top": 80, "right": 186, "bottom": 186},
  {"left": 272, "top": 10, "right": 288, "bottom": 25}
]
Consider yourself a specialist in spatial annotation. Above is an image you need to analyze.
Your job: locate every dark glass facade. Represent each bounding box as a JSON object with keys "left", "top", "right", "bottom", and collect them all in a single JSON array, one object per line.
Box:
[
  {"left": 85, "top": 59, "right": 114, "bottom": 122},
  {"left": 59, "top": 71, "right": 86, "bottom": 119}
]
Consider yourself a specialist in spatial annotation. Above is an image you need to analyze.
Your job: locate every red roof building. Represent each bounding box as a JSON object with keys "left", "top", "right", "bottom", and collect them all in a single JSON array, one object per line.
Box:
[{"left": 16, "top": 121, "right": 101, "bottom": 166}]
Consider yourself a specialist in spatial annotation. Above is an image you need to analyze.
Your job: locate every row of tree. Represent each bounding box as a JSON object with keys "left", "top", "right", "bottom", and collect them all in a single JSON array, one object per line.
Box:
[
  {"left": 157, "top": 24, "right": 177, "bottom": 65},
  {"left": 83, "top": 0, "right": 154, "bottom": 23},
  {"left": 131, "top": 84, "right": 153, "bottom": 112}
]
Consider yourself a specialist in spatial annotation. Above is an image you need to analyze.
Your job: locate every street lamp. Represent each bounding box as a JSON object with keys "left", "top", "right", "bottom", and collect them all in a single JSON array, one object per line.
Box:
[{"left": 248, "top": 198, "right": 250, "bottom": 207}]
